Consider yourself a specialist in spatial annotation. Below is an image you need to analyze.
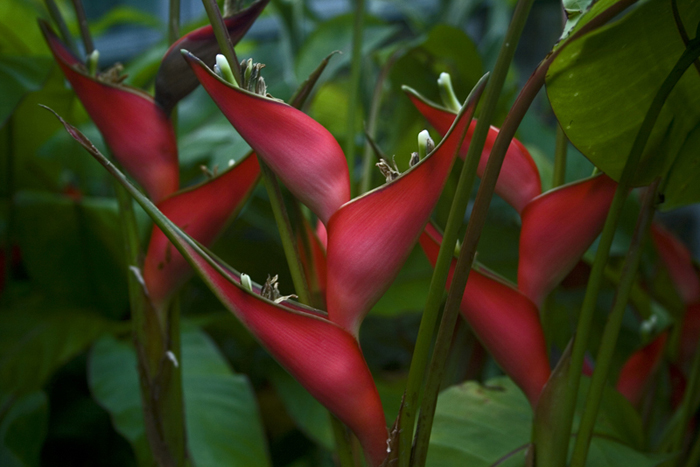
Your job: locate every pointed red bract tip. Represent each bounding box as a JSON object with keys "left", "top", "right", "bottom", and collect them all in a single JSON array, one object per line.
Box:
[
  {"left": 143, "top": 153, "right": 260, "bottom": 310},
  {"left": 178, "top": 239, "right": 388, "bottom": 466},
  {"left": 518, "top": 174, "right": 617, "bottom": 308},
  {"left": 325, "top": 81, "right": 485, "bottom": 336},
  {"left": 40, "top": 22, "right": 179, "bottom": 202},
  {"left": 651, "top": 223, "right": 700, "bottom": 305},
  {"left": 154, "top": 0, "right": 269, "bottom": 114},
  {"left": 185, "top": 53, "right": 350, "bottom": 225},
  {"left": 406, "top": 91, "right": 541, "bottom": 213},
  {"left": 616, "top": 333, "right": 667, "bottom": 405},
  {"left": 419, "top": 224, "right": 551, "bottom": 407}
]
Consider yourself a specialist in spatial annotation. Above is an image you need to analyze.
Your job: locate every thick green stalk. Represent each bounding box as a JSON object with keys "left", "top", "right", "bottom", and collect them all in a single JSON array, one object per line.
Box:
[
  {"left": 562, "top": 37, "right": 700, "bottom": 466},
  {"left": 570, "top": 180, "right": 659, "bottom": 467},
  {"left": 3, "top": 119, "right": 14, "bottom": 291},
  {"left": 553, "top": 124, "right": 568, "bottom": 188},
  {"left": 115, "top": 183, "right": 187, "bottom": 467},
  {"left": 345, "top": 0, "right": 365, "bottom": 196},
  {"left": 331, "top": 416, "right": 358, "bottom": 467},
  {"left": 201, "top": 0, "right": 242, "bottom": 85},
  {"left": 398, "top": 1, "right": 535, "bottom": 465},
  {"left": 70, "top": 0, "right": 93, "bottom": 54},
  {"left": 168, "top": 0, "right": 180, "bottom": 45}
]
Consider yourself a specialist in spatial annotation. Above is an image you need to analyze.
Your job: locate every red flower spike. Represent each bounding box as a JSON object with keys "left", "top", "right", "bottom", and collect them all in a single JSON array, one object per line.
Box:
[
  {"left": 184, "top": 52, "right": 350, "bottom": 225},
  {"left": 325, "top": 78, "right": 487, "bottom": 336},
  {"left": 616, "top": 333, "right": 667, "bottom": 405},
  {"left": 40, "top": 21, "right": 179, "bottom": 203},
  {"left": 143, "top": 153, "right": 261, "bottom": 311},
  {"left": 154, "top": 0, "right": 269, "bottom": 114},
  {"left": 404, "top": 88, "right": 541, "bottom": 213},
  {"left": 419, "top": 223, "right": 551, "bottom": 407},
  {"left": 518, "top": 174, "right": 617, "bottom": 308},
  {"left": 650, "top": 224, "right": 700, "bottom": 305}
]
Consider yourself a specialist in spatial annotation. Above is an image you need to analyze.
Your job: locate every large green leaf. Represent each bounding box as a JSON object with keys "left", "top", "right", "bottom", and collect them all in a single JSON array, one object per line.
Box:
[
  {"left": 426, "top": 377, "right": 669, "bottom": 466},
  {"left": 0, "top": 56, "right": 52, "bottom": 126},
  {"left": 0, "top": 308, "right": 115, "bottom": 401},
  {"left": 88, "top": 328, "right": 270, "bottom": 467},
  {"left": 13, "top": 191, "right": 129, "bottom": 317},
  {"left": 546, "top": 0, "right": 700, "bottom": 203},
  {"left": 0, "top": 392, "right": 48, "bottom": 467}
]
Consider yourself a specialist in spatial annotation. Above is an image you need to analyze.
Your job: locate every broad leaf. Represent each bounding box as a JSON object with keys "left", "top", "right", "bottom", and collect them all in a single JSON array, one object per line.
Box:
[
  {"left": 0, "top": 56, "right": 51, "bottom": 126},
  {"left": 0, "top": 392, "right": 48, "bottom": 467}
]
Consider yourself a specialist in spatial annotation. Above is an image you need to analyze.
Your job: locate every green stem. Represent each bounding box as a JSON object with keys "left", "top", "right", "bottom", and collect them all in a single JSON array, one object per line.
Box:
[
  {"left": 345, "top": 0, "right": 364, "bottom": 197},
  {"left": 70, "top": 0, "right": 93, "bottom": 55},
  {"left": 168, "top": 0, "right": 180, "bottom": 45},
  {"left": 259, "top": 161, "right": 312, "bottom": 306},
  {"left": 562, "top": 37, "right": 700, "bottom": 466},
  {"left": 685, "top": 430, "right": 700, "bottom": 467},
  {"left": 553, "top": 124, "right": 568, "bottom": 188},
  {"left": 3, "top": 119, "right": 14, "bottom": 292},
  {"left": 115, "top": 183, "right": 186, "bottom": 467},
  {"left": 399, "top": 1, "right": 536, "bottom": 465},
  {"left": 570, "top": 179, "right": 659, "bottom": 467},
  {"left": 201, "top": 0, "right": 242, "bottom": 86},
  {"left": 669, "top": 314, "right": 700, "bottom": 456},
  {"left": 359, "top": 54, "right": 396, "bottom": 194},
  {"left": 331, "top": 416, "right": 358, "bottom": 467},
  {"left": 43, "top": 0, "right": 77, "bottom": 53}
]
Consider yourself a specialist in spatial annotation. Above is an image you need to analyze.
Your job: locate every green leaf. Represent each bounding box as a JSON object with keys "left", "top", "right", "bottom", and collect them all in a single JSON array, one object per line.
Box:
[
  {"left": 661, "top": 122, "right": 700, "bottom": 210},
  {"left": 87, "top": 7, "right": 162, "bottom": 35},
  {"left": 0, "top": 0, "right": 49, "bottom": 55},
  {"left": 0, "top": 392, "right": 48, "bottom": 467},
  {"left": 295, "top": 14, "right": 398, "bottom": 85},
  {"left": 426, "top": 377, "right": 667, "bottom": 466},
  {"left": 0, "top": 56, "right": 52, "bottom": 126},
  {"left": 0, "top": 308, "right": 114, "bottom": 401},
  {"left": 89, "top": 328, "right": 270, "bottom": 467},
  {"left": 546, "top": 0, "right": 700, "bottom": 192},
  {"left": 13, "top": 191, "right": 129, "bottom": 317}
]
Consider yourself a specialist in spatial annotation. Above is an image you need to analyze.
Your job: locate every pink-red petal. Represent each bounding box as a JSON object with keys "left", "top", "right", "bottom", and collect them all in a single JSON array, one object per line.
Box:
[
  {"left": 651, "top": 223, "right": 700, "bottom": 305},
  {"left": 518, "top": 174, "right": 617, "bottom": 308},
  {"left": 616, "top": 333, "right": 667, "bottom": 405},
  {"left": 154, "top": 0, "right": 269, "bottom": 114},
  {"left": 184, "top": 52, "right": 350, "bottom": 225},
  {"left": 40, "top": 21, "right": 179, "bottom": 202},
  {"left": 143, "top": 153, "right": 260, "bottom": 310},
  {"left": 406, "top": 89, "right": 541, "bottom": 213},
  {"left": 325, "top": 80, "right": 486, "bottom": 336},
  {"left": 419, "top": 223, "right": 551, "bottom": 407}
]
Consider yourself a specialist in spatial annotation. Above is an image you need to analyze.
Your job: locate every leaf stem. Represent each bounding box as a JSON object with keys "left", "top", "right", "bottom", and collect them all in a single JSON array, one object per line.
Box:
[
  {"left": 399, "top": 0, "right": 535, "bottom": 465},
  {"left": 70, "top": 0, "right": 94, "bottom": 55},
  {"left": 553, "top": 124, "right": 568, "bottom": 188},
  {"left": 570, "top": 179, "right": 659, "bottom": 467},
  {"left": 42, "top": 0, "right": 77, "bottom": 53},
  {"left": 168, "top": 0, "right": 180, "bottom": 45},
  {"left": 346, "top": 0, "right": 365, "bottom": 197},
  {"left": 201, "top": 0, "right": 242, "bottom": 86}
]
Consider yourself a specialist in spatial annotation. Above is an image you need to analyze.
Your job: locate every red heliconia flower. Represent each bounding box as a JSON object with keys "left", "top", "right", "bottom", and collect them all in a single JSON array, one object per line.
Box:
[
  {"left": 52, "top": 112, "right": 389, "bottom": 466},
  {"left": 323, "top": 81, "right": 486, "bottom": 336},
  {"left": 650, "top": 223, "right": 700, "bottom": 305},
  {"left": 184, "top": 52, "right": 350, "bottom": 225},
  {"left": 40, "top": 21, "right": 179, "bottom": 203},
  {"left": 419, "top": 222, "right": 551, "bottom": 407},
  {"left": 143, "top": 153, "right": 261, "bottom": 311},
  {"left": 154, "top": 0, "right": 269, "bottom": 114},
  {"left": 404, "top": 87, "right": 541, "bottom": 213},
  {"left": 518, "top": 174, "right": 617, "bottom": 308},
  {"left": 616, "top": 333, "right": 667, "bottom": 405}
]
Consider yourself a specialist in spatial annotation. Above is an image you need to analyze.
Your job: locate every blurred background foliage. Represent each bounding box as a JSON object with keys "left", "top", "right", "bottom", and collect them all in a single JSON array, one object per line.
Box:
[{"left": 1, "top": 0, "right": 698, "bottom": 465}]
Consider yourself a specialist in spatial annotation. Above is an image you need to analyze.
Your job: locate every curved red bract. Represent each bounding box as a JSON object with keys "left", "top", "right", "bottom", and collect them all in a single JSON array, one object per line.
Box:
[
  {"left": 143, "top": 153, "right": 261, "bottom": 311},
  {"left": 185, "top": 52, "right": 350, "bottom": 225},
  {"left": 518, "top": 174, "right": 617, "bottom": 308},
  {"left": 616, "top": 333, "right": 667, "bottom": 405},
  {"left": 40, "top": 21, "right": 179, "bottom": 203},
  {"left": 406, "top": 90, "right": 541, "bottom": 213}
]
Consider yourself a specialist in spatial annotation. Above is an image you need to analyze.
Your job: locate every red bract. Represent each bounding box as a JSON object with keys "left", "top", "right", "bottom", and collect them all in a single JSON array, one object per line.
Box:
[
  {"left": 143, "top": 153, "right": 261, "bottom": 311},
  {"left": 297, "top": 217, "right": 328, "bottom": 303},
  {"left": 325, "top": 79, "right": 486, "bottom": 336},
  {"left": 40, "top": 21, "right": 179, "bottom": 203},
  {"left": 651, "top": 224, "right": 700, "bottom": 304},
  {"left": 419, "top": 223, "right": 551, "bottom": 407},
  {"left": 404, "top": 88, "right": 541, "bottom": 213},
  {"left": 155, "top": 0, "right": 269, "bottom": 114},
  {"left": 518, "top": 174, "right": 617, "bottom": 308},
  {"left": 616, "top": 333, "right": 667, "bottom": 405},
  {"left": 184, "top": 52, "right": 350, "bottom": 225}
]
